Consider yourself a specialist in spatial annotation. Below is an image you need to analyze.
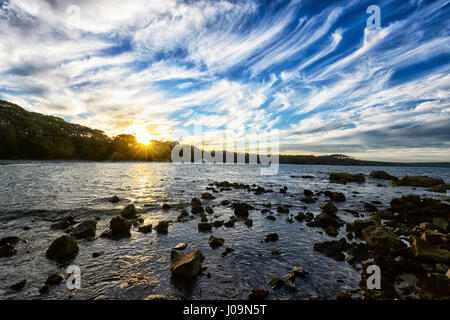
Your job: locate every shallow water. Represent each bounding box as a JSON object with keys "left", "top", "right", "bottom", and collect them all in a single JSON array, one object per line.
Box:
[{"left": 0, "top": 162, "right": 449, "bottom": 300}]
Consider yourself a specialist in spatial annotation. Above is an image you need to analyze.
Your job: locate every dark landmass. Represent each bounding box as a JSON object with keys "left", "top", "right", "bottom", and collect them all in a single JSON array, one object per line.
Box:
[{"left": 1, "top": 100, "right": 449, "bottom": 167}]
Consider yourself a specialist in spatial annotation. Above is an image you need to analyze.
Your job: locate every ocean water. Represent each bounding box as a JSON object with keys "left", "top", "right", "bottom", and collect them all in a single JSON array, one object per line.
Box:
[{"left": 0, "top": 162, "right": 449, "bottom": 300}]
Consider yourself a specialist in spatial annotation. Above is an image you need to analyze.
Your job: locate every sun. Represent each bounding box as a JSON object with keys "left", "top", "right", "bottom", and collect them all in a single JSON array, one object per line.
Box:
[{"left": 135, "top": 128, "right": 153, "bottom": 145}]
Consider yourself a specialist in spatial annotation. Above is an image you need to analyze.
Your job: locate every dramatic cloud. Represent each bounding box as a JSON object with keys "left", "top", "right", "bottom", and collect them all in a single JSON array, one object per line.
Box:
[{"left": 0, "top": 0, "right": 449, "bottom": 161}]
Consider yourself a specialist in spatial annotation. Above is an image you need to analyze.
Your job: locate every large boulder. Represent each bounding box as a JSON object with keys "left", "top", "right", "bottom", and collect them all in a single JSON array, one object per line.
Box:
[
  {"left": 361, "top": 225, "right": 406, "bottom": 251},
  {"left": 330, "top": 172, "right": 365, "bottom": 183},
  {"left": 71, "top": 221, "right": 96, "bottom": 239},
  {"left": 46, "top": 235, "right": 79, "bottom": 260},
  {"left": 121, "top": 204, "right": 137, "bottom": 219},
  {"left": 170, "top": 249, "right": 204, "bottom": 279},
  {"left": 411, "top": 237, "right": 450, "bottom": 263},
  {"left": 369, "top": 170, "right": 398, "bottom": 181},
  {"left": 392, "top": 176, "right": 444, "bottom": 187}
]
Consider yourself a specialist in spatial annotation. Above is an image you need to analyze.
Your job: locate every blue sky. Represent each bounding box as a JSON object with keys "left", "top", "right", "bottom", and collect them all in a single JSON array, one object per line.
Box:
[{"left": 0, "top": 0, "right": 449, "bottom": 161}]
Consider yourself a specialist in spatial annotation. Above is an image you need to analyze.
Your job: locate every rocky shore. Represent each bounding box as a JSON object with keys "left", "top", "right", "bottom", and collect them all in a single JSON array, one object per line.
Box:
[{"left": 1, "top": 170, "right": 449, "bottom": 300}]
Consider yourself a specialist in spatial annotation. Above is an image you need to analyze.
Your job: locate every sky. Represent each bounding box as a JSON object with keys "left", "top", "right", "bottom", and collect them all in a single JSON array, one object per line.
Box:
[{"left": 0, "top": 0, "right": 449, "bottom": 162}]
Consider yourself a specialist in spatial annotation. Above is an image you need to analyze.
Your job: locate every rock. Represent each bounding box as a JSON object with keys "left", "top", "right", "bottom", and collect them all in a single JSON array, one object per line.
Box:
[
  {"left": 224, "top": 219, "right": 235, "bottom": 227},
  {"left": 325, "top": 226, "right": 338, "bottom": 237},
  {"left": 144, "top": 294, "right": 168, "bottom": 300},
  {"left": 221, "top": 200, "right": 231, "bottom": 206},
  {"left": 309, "top": 212, "right": 344, "bottom": 229},
  {"left": 346, "top": 220, "right": 376, "bottom": 238},
  {"left": 92, "top": 251, "right": 104, "bottom": 258},
  {"left": 284, "top": 272, "right": 296, "bottom": 282},
  {"left": 392, "top": 176, "right": 445, "bottom": 187},
  {"left": 205, "top": 206, "right": 214, "bottom": 214},
  {"left": 138, "top": 224, "right": 152, "bottom": 233},
  {"left": 209, "top": 236, "right": 224, "bottom": 249},
  {"left": 46, "top": 273, "right": 65, "bottom": 285},
  {"left": 432, "top": 218, "right": 448, "bottom": 233},
  {"left": 369, "top": 170, "right": 397, "bottom": 181},
  {"left": 155, "top": 221, "right": 169, "bottom": 234},
  {"left": 121, "top": 204, "right": 137, "bottom": 219},
  {"left": 46, "top": 235, "right": 79, "bottom": 260},
  {"left": 363, "top": 202, "right": 378, "bottom": 213},
  {"left": 248, "top": 289, "right": 269, "bottom": 300},
  {"left": 446, "top": 269, "right": 450, "bottom": 279},
  {"left": 284, "top": 281, "right": 296, "bottom": 292},
  {"left": 202, "top": 192, "right": 215, "bottom": 200},
  {"left": 313, "top": 238, "right": 350, "bottom": 261},
  {"left": 300, "top": 197, "right": 315, "bottom": 204},
  {"left": 110, "top": 216, "right": 131, "bottom": 238},
  {"left": 170, "top": 249, "right": 205, "bottom": 279},
  {"left": 292, "top": 266, "right": 308, "bottom": 278},
  {"left": 233, "top": 203, "right": 249, "bottom": 217},
  {"left": 421, "top": 230, "right": 448, "bottom": 246},
  {"left": 10, "top": 280, "right": 27, "bottom": 290},
  {"left": 294, "top": 212, "right": 306, "bottom": 221},
  {"left": 244, "top": 219, "right": 253, "bottom": 227},
  {"left": 262, "top": 203, "right": 272, "bottom": 208},
  {"left": 430, "top": 184, "right": 450, "bottom": 193},
  {"left": 270, "top": 249, "right": 280, "bottom": 256},
  {"left": 109, "top": 195, "right": 120, "bottom": 203},
  {"left": 39, "top": 285, "right": 50, "bottom": 295},
  {"left": 0, "top": 236, "right": 22, "bottom": 246},
  {"left": 177, "top": 210, "right": 189, "bottom": 221},
  {"left": 304, "top": 189, "right": 314, "bottom": 197},
  {"left": 222, "top": 247, "right": 234, "bottom": 257},
  {"left": 162, "top": 203, "right": 170, "bottom": 210},
  {"left": 330, "top": 172, "right": 365, "bottom": 183},
  {"left": 361, "top": 225, "right": 405, "bottom": 251},
  {"left": 321, "top": 202, "right": 338, "bottom": 214},
  {"left": 266, "top": 215, "right": 276, "bottom": 221},
  {"left": 439, "top": 195, "right": 450, "bottom": 202},
  {"left": 336, "top": 292, "right": 353, "bottom": 300},
  {"left": 23, "top": 226, "right": 31, "bottom": 231},
  {"left": 411, "top": 237, "right": 450, "bottom": 263},
  {"left": 213, "top": 220, "right": 224, "bottom": 228},
  {"left": 51, "top": 220, "right": 71, "bottom": 230},
  {"left": 325, "top": 191, "right": 346, "bottom": 202},
  {"left": 71, "top": 220, "right": 96, "bottom": 239},
  {"left": 173, "top": 243, "right": 188, "bottom": 250},
  {"left": 277, "top": 205, "right": 290, "bottom": 213},
  {"left": 267, "top": 276, "right": 284, "bottom": 290},
  {"left": 198, "top": 222, "right": 212, "bottom": 232},
  {"left": 264, "top": 233, "right": 278, "bottom": 242},
  {"left": 200, "top": 216, "right": 208, "bottom": 223}
]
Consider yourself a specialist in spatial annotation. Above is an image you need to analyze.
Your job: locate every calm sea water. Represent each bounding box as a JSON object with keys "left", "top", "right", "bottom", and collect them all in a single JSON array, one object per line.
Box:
[{"left": 0, "top": 162, "right": 449, "bottom": 300}]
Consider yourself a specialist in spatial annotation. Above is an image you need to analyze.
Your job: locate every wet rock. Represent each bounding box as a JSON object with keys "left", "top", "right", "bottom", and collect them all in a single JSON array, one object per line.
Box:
[
  {"left": 325, "top": 191, "right": 346, "bottom": 202},
  {"left": 321, "top": 202, "right": 338, "bottom": 214},
  {"left": 369, "top": 170, "right": 398, "bottom": 181},
  {"left": 346, "top": 220, "right": 376, "bottom": 238},
  {"left": 325, "top": 226, "right": 338, "bottom": 237},
  {"left": 191, "top": 198, "right": 204, "bottom": 214},
  {"left": 336, "top": 293, "right": 353, "bottom": 300},
  {"left": 155, "top": 221, "right": 169, "bottom": 234},
  {"left": 363, "top": 202, "right": 378, "bottom": 213},
  {"left": 330, "top": 172, "right": 365, "bottom": 184},
  {"left": 200, "top": 216, "right": 208, "bottom": 223},
  {"left": 46, "top": 273, "right": 65, "bottom": 285},
  {"left": 420, "top": 230, "right": 448, "bottom": 246},
  {"left": 213, "top": 220, "right": 224, "bottom": 228},
  {"left": 285, "top": 217, "right": 293, "bottom": 223},
  {"left": 121, "top": 204, "right": 137, "bottom": 219},
  {"left": 292, "top": 266, "right": 308, "bottom": 278},
  {"left": 92, "top": 251, "right": 104, "bottom": 258},
  {"left": 23, "top": 226, "right": 31, "bottom": 231},
  {"left": 362, "top": 225, "right": 406, "bottom": 251},
  {"left": 262, "top": 203, "right": 272, "bottom": 208},
  {"left": 138, "top": 224, "right": 152, "bottom": 233},
  {"left": 222, "top": 247, "right": 234, "bottom": 257},
  {"left": 284, "top": 273, "right": 296, "bottom": 282},
  {"left": 170, "top": 249, "right": 205, "bottom": 279},
  {"left": 446, "top": 269, "right": 450, "bottom": 279},
  {"left": 162, "top": 203, "right": 170, "bottom": 210},
  {"left": 264, "top": 233, "right": 278, "bottom": 242},
  {"left": 46, "top": 235, "right": 79, "bottom": 260},
  {"left": 71, "top": 220, "right": 96, "bottom": 239},
  {"left": 277, "top": 205, "right": 289, "bottom": 214},
  {"left": 432, "top": 218, "right": 448, "bottom": 233},
  {"left": 303, "top": 189, "right": 314, "bottom": 197},
  {"left": 205, "top": 206, "right": 214, "bottom": 214},
  {"left": 270, "top": 249, "right": 280, "bottom": 256},
  {"left": 266, "top": 215, "right": 276, "bottom": 221},
  {"left": 109, "top": 195, "right": 120, "bottom": 203},
  {"left": 347, "top": 243, "right": 371, "bottom": 264},
  {"left": 177, "top": 209, "right": 189, "bottom": 222},
  {"left": 0, "top": 236, "right": 22, "bottom": 246},
  {"left": 305, "top": 212, "right": 314, "bottom": 221},
  {"left": 51, "top": 220, "right": 71, "bottom": 230},
  {"left": 10, "top": 280, "right": 27, "bottom": 290},
  {"left": 313, "top": 238, "right": 350, "bottom": 261},
  {"left": 202, "top": 192, "right": 215, "bottom": 200},
  {"left": 209, "top": 236, "right": 224, "bottom": 249},
  {"left": 198, "top": 222, "right": 212, "bottom": 232},
  {"left": 411, "top": 237, "right": 450, "bottom": 263},
  {"left": 284, "top": 281, "right": 296, "bottom": 292},
  {"left": 233, "top": 203, "right": 250, "bottom": 217},
  {"left": 224, "top": 219, "right": 235, "bottom": 227},
  {"left": 267, "top": 276, "right": 284, "bottom": 290},
  {"left": 393, "top": 176, "right": 445, "bottom": 187},
  {"left": 109, "top": 216, "right": 131, "bottom": 238},
  {"left": 39, "top": 285, "right": 50, "bottom": 295},
  {"left": 301, "top": 197, "right": 316, "bottom": 204},
  {"left": 173, "top": 243, "right": 188, "bottom": 250},
  {"left": 309, "top": 211, "right": 344, "bottom": 229},
  {"left": 144, "top": 294, "right": 168, "bottom": 300},
  {"left": 221, "top": 200, "right": 231, "bottom": 206},
  {"left": 248, "top": 289, "right": 269, "bottom": 300},
  {"left": 244, "top": 218, "right": 253, "bottom": 227},
  {"left": 294, "top": 212, "right": 306, "bottom": 221},
  {"left": 439, "top": 195, "right": 450, "bottom": 202}
]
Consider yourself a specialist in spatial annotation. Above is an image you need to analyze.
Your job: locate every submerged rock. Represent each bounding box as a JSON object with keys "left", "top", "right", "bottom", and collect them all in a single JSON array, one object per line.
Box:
[
  {"left": 209, "top": 236, "right": 224, "bottom": 249},
  {"left": 46, "top": 235, "right": 79, "bottom": 260},
  {"left": 313, "top": 238, "right": 350, "bottom": 261},
  {"left": 92, "top": 251, "right": 104, "bottom": 258},
  {"left": 46, "top": 273, "right": 65, "bottom": 285},
  {"left": 10, "top": 280, "right": 27, "bottom": 290},
  {"left": 277, "top": 205, "right": 289, "bottom": 214},
  {"left": 71, "top": 220, "right": 96, "bottom": 239},
  {"left": 248, "top": 289, "right": 269, "bottom": 300},
  {"left": 267, "top": 276, "right": 284, "bottom": 290},
  {"left": 170, "top": 249, "right": 205, "bottom": 279},
  {"left": 198, "top": 222, "right": 212, "bottom": 232},
  {"left": 264, "top": 233, "right": 279, "bottom": 242},
  {"left": 244, "top": 219, "right": 253, "bottom": 227},
  {"left": 121, "top": 204, "right": 137, "bottom": 219},
  {"left": 109, "top": 195, "right": 120, "bottom": 203}
]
